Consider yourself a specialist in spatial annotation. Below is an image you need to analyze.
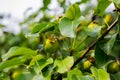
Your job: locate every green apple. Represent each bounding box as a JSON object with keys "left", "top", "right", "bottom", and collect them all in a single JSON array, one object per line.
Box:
[
  {"left": 107, "top": 61, "right": 120, "bottom": 73},
  {"left": 44, "top": 38, "right": 59, "bottom": 53},
  {"left": 83, "top": 60, "right": 92, "bottom": 70}
]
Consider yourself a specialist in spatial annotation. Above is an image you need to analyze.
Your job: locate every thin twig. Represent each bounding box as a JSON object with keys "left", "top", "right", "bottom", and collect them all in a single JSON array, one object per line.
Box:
[{"left": 71, "top": 19, "right": 118, "bottom": 69}]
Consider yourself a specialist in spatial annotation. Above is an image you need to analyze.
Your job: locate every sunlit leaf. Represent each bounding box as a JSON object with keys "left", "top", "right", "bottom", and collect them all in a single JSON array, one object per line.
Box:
[
  {"left": 0, "top": 56, "right": 29, "bottom": 70},
  {"left": 59, "top": 17, "right": 80, "bottom": 38},
  {"left": 63, "top": 78, "right": 67, "bottom": 80},
  {"left": 68, "top": 68, "right": 82, "bottom": 80},
  {"left": 91, "top": 67, "right": 110, "bottom": 80},
  {"left": 32, "top": 75, "right": 44, "bottom": 80},
  {"left": 83, "top": 23, "right": 101, "bottom": 37},
  {"left": 29, "top": 54, "right": 44, "bottom": 66},
  {"left": 79, "top": 76, "right": 94, "bottom": 80},
  {"left": 54, "top": 56, "right": 74, "bottom": 73},
  {"left": 2, "top": 47, "right": 37, "bottom": 61}
]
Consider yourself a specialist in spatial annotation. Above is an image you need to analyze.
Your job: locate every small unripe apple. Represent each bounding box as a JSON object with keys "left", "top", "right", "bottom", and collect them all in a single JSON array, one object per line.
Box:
[
  {"left": 11, "top": 70, "right": 22, "bottom": 79},
  {"left": 83, "top": 60, "right": 92, "bottom": 70},
  {"left": 44, "top": 37, "right": 59, "bottom": 53},
  {"left": 88, "top": 21, "right": 98, "bottom": 29},
  {"left": 107, "top": 61, "right": 120, "bottom": 73},
  {"left": 104, "top": 14, "right": 113, "bottom": 24}
]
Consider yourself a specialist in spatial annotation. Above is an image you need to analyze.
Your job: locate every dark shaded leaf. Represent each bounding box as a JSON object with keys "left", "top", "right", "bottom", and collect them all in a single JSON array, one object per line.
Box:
[
  {"left": 101, "top": 34, "right": 117, "bottom": 55},
  {"left": 110, "top": 72, "right": 120, "bottom": 80},
  {"left": 95, "top": 42, "right": 110, "bottom": 66},
  {"left": 32, "top": 23, "right": 47, "bottom": 34}
]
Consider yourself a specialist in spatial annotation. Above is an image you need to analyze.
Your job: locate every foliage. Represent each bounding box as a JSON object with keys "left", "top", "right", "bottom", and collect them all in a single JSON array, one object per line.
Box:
[{"left": 0, "top": 0, "right": 120, "bottom": 80}]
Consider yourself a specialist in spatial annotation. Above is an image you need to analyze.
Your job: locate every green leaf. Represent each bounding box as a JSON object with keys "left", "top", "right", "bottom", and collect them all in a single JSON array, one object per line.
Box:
[
  {"left": 59, "top": 17, "right": 80, "bottom": 38},
  {"left": 36, "top": 58, "right": 53, "bottom": 71},
  {"left": 111, "top": 0, "right": 120, "bottom": 8},
  {"left": 32, "top": 75, "right": 44, "bottom": 80},
  {"left": 29, "top": 54, "right": 44, "bottom": 66},
  {"left": 110, "top": 37, "right": 120, "bottom": 58},
  {"left": 42, "top": 0, "right": 51, "bottom": 10},
  {"left": 32, "top": 22, "right": 57, "bottom": 34},
  {"left": 11, "top": 70, "right": 33, "bottom": 80},
  {"left": 39, "top": 22, "right": 57, "bottom": 33},
  {"left": 32, "top": 23, "right": 47, "bottom": 34},
  {"left": 118, "top": 15, "right": 120, "bottom": 35},
  {"left": 42, "top": 64, "right": 53, "bottom": 80},
  {"left": 95, "top": 42, "right": 110, "bottom": 66},
  {"left": 63, "top": 78, "right": 67, "bottom": 80},
  {"left": 65, "top": 4, "right": 81, "bottom": 20},
  {"left": 33, "top": 58, "right": 53, "bottom": 75},
  {"left": 99, "top": 34, "right": 120, "bottom": 58},
  {"left": 68, "top": 68, "right": 82, "bottom": 80},
  {"left": 2, "top": 47, "right": 37, "bottom": 61},
  {"left": 2, "top": 46, "right": 19, "bottom": 59},
  {"left": 54, "top": 56, "right": 74, "bottom": 73},
  {"left": 79, "top": 76, "right": 94, "bottom": 80},
  {"left": 0, "top": 24, "right": 4, "bottom": 28},
  {"left": 73, "top": 50, "right": 84, "bottom": 61},
  {"left": 25, "top": 33, "right": 39, "bottom": 39},
  {"left": 76, "top": 0, "right": 90, "bottom": 4},
  {"left": 102, "top": 34, "right": 117, "bottom": 55},
  {"left": 95, "top": 0, "right": 111, "bottom": 16},
  {"left": 111, "top": 0, "right": 120, "bottom": 3},
  {"left": 110, "top": 72, "right": 120, "bottom": 80},
  {"left": 83, "top": 24, "right": 101, "bottom": 37},
  {"left": 0, "top": 56, "right": 28, "bottom": 70},
  {"left": 91, "top": 67, "right": 110, "bottom": 80},
  {"left": 43, "top": 0, "right": 50, "bottom": 7}
]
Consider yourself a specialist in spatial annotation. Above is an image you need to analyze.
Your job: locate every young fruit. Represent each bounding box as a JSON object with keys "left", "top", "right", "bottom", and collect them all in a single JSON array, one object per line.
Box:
[
  {"left": 88, "top": 21, "right": 98, "bottom": 29},
  {"left": 104, "top": 14, "right": 113, "bottom": 24},
  {"left": 44, "top": 36, "right": 59, "bottom": 53},
  {"left": 11, "top": 69, "right": 32, "bottom": 80},
  {"left": 107, "top": 61, "right": 120, "bottom": 73},
  {"left": 83, "top": 60, "right": 92, "bottom": 70},
  {"left": 11, "top": 70, "right": 22, "bottom": 79},
  {"left": 83, "top": 57, "right": 94, "bottom": 70}
]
